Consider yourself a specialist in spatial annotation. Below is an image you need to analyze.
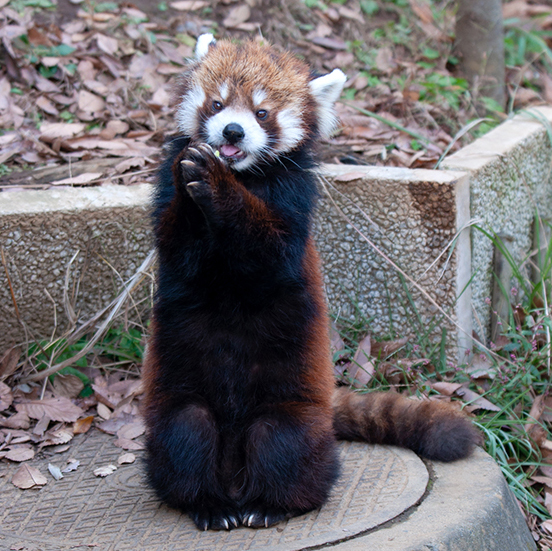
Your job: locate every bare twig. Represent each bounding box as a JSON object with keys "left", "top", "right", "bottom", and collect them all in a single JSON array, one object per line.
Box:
[
  {"left": 319, "top": 175, "right": 511, "bottom": 365},
  {"left": 20, "top": 249, "right": 157, "bottom": 383}
]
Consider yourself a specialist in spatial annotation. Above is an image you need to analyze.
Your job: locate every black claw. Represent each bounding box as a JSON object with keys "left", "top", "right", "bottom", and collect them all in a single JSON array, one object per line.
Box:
[
  {"left": 240, "top": 506, "right": 288, "bottom": 529},
  {"left": 189, "top": 507, "right": 241, "bottom": 531},
  {"left": 190, "top": 511, "right": 210, "bottom": 531}
]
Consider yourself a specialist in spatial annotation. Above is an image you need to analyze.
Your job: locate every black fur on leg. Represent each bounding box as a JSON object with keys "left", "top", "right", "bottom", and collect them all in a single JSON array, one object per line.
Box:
[
  {"left": 241, "top": 408, "right": 340, "bottom": 517},
  {"left": 145, "top": 403, "right": 225, "bottom": 513}
]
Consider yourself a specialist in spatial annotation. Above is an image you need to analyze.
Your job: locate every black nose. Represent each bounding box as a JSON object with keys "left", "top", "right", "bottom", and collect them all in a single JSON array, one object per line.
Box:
[{"left": 222, "top": 123, "right": 245, "bottom": 144}]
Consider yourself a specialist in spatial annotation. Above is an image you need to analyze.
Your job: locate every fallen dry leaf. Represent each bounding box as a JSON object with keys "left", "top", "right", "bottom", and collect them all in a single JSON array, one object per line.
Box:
[
  {"left": 62, "top": 460, "right": 80, "bottom": 473},
  {"left": 96, "top": 34, "right": 119, "bottom": 56},
  {"left": 333, "top": 171, "right": 366, "bottom": 183},
  {"left": 0, "top": 412, "right": 31, "bottom": 430},
  {"left": 39, "top": 122, "right": 86, "bottom": 140},
  {"left": 100, "top": 119, "right": 129, "bottom": 139},
  {"left": 0, "top": 347, "right": 21, "bottom": 380},
  {"left": 73, "top": 415, "right": 94, "bottom": 435},
  {"left": 11, "top": 464, "right": 47, "bottom": 489},
  {"left": 16, "top": 397, "right": 84, "bottom": 423},
  {"left": 32, "top": 414, "right": 51, "bottom": 437},
  {"left": 51, "top": 172, "right": 103, "bottom": 186},
  {"left": 223, "top": 4, "right": 251, "bottom": 28},
  {"left": 371, "top": 338, "right": 409, "bottom": 358},
  {"left": 52, "top": 373, "right": 85, "bottom": 399},
  {"left": 5, "top": 447, "right": 35, "bottom": 462},
  {"left": 94, "top": 464, "right": 117, "bottom": 477},
  {"left": 114, "top": 437, "right": 144, "bottom": 450},
  {"left": 51, "top": 444, "right": 70, "bottom": 454},
  {"left": 409, "top": 0, "right": 434, "bottom": 23},
  {"left": 108, "top": 379, "right": 144, "bottom": 398},
  {"left": 42, "top": 428, "right": 74, "bottom": 447},
  {"left": 97, "top": 403, "right": 112, "bottom": 420},
  {"left": 431, "top": 381, "right": 464, "bottom": 396},
  {"left": 348, "top": 335, "right": 374, "bottom": 388},
  {"left": 118, "top": 453, "right": 136, "bottom": 465},
  {"left": 170, "top": 0, "right": 209, "bottom": 9},
  {"left": 0, "top": 381, "right": 13, "bottom": 411},
  {"left": 310, "top": 37, "right": 347, "bottom": 50},
  {"left": 454, "top": 387, "right": 500, "bottom": 412},
  {"left": 97, "top": 413, "right": 135, "bottom": 435},
  {"left": 78, "top": 90, "right": 105, "bottom": 113},
  {"left": 117, "top": 421, "right": 145, "bottom": 440},
  {"left": 542, "top": 518, "right": 552, "bottom": 535},
  {"left": 531, "top": 474, "right": 552, "bottom": 488},
  {"left": 36, "top": 96, "right": 59, "bottom": 116},
  {"left": 48, "top": 463, "right": 64, "bottom": 481}
]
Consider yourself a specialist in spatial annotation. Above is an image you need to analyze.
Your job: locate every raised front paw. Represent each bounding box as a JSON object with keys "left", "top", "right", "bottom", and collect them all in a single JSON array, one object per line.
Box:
[{"left": 179, "top": 143, "right": 231, "bottom": 205}]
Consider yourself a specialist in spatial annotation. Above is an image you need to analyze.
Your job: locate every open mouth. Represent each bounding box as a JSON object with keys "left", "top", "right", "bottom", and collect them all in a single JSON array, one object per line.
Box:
[{"left": 219, "top": 144, "right": 247, "bottom": 162}]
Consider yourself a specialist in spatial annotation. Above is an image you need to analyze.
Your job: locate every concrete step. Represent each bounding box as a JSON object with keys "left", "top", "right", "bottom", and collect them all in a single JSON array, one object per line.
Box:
[{"left": 0, "top": 429, "right": 535, "bottom": 551}]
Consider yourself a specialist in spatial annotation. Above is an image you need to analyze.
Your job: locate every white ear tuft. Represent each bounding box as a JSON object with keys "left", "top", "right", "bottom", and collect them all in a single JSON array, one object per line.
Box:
[
  {"left": 195, "top": 34, "right": 216, "bottom": 60},
  {"left": 309, "top": 69, "right": 347, "bottom": 138}
]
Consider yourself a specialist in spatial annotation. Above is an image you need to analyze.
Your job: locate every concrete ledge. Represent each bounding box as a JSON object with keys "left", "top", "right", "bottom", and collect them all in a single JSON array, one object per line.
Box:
[
  {"left": 316, "top": 165, "right": 471, "bottom": 358},
  {"left": 442, "top": 106, "right": 552, "bottom": 342},
  {"left": 1, "top": 107, "right": 551, "bottom": 354},
  {"left": 0, "top": 184, "right": 152, "bottom": 346},
  {"left": 335, "top": 447, "right": 536, "bottom": 551}
]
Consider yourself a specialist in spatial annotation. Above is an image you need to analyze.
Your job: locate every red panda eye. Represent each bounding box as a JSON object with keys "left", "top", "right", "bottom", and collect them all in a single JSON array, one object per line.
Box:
[
  {"left": 256, "top": 109, "right": 268, "bottom": 120},
  {"left": 212, "top": 101, "right": 223, "bottom": 111}
]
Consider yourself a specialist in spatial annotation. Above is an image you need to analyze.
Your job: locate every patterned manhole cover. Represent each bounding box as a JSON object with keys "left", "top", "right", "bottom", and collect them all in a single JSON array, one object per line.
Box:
[{"left": 0, "top": 429, "right": 428, "bottom": 551}]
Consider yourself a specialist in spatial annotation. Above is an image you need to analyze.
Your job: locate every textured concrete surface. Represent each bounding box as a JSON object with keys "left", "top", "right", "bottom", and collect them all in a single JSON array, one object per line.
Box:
[
  {"left": 1, "top": 106, "right": 551, "bottom": 352},
  {"left": 0, "top": 430, "right": 534, "bottom": 551},
  {"left": 0, "top": 430, "right": 428, "bottom": 551},
  {"left": 335, "top": 447, "right": 536, "bottom": 551},
  {"left": 317, "top": 165, "right": 471, "bottom": 358},
  {"left": 442, "top": 106, "right": 552, "bottom": 342},
  {"left": 0, "top": 168, "right": 473, "bottom": 358},
  {"left": 0, "top": 184, "right": 152, "bottom": 347}
]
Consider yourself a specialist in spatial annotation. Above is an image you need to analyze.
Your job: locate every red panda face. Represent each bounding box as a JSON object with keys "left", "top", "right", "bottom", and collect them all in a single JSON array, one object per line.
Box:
[{"left": 176, "top": 35, "right": 346, "bottom": 171}]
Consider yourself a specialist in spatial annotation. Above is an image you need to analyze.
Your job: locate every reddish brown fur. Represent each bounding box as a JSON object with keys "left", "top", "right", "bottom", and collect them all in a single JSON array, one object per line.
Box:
[
  {"left": 332, "top": 387, "right": 480, "bottom": 462},
  {"left": 145, "top": 36, "right": 478, "bottom": 532},
  {"left": 175, "top": 40, "right": 319, "bottom": 145}
]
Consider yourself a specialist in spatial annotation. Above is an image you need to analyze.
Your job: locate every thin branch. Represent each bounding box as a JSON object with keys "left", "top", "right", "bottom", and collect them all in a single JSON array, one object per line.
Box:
[{"left": 21, "top": 249, "right": 157, "bottom": 383}]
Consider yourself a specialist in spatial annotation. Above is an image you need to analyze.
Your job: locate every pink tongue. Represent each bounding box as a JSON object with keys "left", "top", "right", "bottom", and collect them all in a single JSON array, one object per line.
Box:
[{"left": 221, "top": 144, "right": 241, "bottom": 157}]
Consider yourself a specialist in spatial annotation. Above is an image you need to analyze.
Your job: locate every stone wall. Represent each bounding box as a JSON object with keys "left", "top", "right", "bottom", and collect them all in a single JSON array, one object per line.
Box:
[{"left": 1, "top": 106, "right": 551, "bottom": 359}]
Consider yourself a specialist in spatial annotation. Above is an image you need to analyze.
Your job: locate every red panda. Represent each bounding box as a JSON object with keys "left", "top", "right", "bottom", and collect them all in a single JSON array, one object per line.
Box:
[{"left": 142, "top": 34, "right": 479, "bottom": 532}]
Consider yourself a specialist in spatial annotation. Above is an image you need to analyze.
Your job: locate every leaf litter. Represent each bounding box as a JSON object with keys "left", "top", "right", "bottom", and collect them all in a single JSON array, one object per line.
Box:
[
  {"left": 1, "top": 0, "right": 550, "bottom": 192},
  {"left": 2, "top": 367, "right": 146, "bottom": 487}
]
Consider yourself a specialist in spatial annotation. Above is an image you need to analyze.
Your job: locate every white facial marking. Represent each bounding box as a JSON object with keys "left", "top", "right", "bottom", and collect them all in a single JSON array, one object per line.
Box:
[
  {"left": 176, "top": 84, "right": 206, "bottom": 135},
  {"left": 276, "top": 108, "right": 305, "bottom": 152},
  {"left": 219, "top": 82, "right": 229, "bottom": 101},
  {"left": 309, "top": 68, "right": 347, "bottom": 138},
  {"left": 205, "top": 107, "right": 268, "bottom": 171},
  {"left": 195, "top": 33, "right": 216, "bottom": 59},
  {"left": 252, "top": 88, "right": 267, "bottom": 107}
]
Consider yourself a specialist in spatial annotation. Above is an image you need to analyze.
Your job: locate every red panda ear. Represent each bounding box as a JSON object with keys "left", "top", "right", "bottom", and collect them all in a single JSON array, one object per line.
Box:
[
  {"left": 195, "top": 34, "right": 216, "bottom": 60},
  {"left": 309, "top": 69, "right": 347, "bottom": 138}
]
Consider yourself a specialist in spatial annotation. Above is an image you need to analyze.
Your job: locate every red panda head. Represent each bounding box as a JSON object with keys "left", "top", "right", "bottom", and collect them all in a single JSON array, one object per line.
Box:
[{"left": 175, "top": 34, "right": 346, "bottom": 171}]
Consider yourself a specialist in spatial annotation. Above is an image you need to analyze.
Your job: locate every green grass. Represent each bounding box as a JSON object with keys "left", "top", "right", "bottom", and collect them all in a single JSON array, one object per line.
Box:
[{"left": 330, "top": 217, "right": 552, "bottom": 522}]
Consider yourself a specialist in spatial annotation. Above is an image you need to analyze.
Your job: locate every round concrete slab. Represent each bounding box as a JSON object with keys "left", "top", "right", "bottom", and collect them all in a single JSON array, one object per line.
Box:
[
  {"left": 0, "top": 429, "right": 428, "bottom": 551},
  {"left": 0, "top": 428, "right": 537, "bottom": 551}
]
